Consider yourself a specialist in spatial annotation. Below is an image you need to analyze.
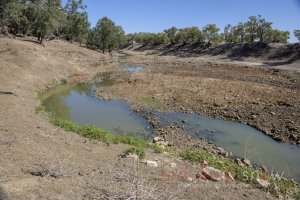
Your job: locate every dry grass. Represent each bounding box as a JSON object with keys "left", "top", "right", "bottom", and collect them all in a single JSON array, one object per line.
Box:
[
  {"left": 83, "top": 159, "right": 191, "bottom": 200},
  {"left": 22, "top": 148, "right": 70, "bottom": 178}
]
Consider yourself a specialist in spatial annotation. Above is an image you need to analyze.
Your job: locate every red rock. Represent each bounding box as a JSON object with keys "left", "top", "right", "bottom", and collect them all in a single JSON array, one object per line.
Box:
[
  {"left": 201, "top": 167, "right": 225, "bottom": 181},
  {"left": 256, "top": 178, "right": 270, "bottom": 188},
  {"left": 225, "top": 171, "right": 235, "bottom": 181},
  {"left": 196, "top": 173, "right": 207, "bottom": 180}
]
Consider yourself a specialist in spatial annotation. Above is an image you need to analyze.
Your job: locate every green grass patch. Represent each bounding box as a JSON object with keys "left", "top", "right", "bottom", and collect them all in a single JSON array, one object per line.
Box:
[
  {"left": 293, "top": 190, "right": 300, "bottom": 200},
  {"left": 136, "top": 97, "right": 164, "bottom": 108},
  {"left": 37, "top": 104, "right": 164, "bottom": 156},
  {"left": 179, "top": 150, "right": 258, "bottom": 183},
  {"left": 35, "top": 104, "right": 48, "bottom": 115},
  {"left": 274, "top": 179, "right": 298, "bottom": 195},
  {"left": 124, "top": 147, "right": 146, "bottom": 159}
]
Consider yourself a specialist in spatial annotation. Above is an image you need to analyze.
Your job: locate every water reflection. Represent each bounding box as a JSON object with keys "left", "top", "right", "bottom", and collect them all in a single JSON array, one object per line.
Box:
[{"left": 41, "top": 83, "right": 153, "bottom": 140}]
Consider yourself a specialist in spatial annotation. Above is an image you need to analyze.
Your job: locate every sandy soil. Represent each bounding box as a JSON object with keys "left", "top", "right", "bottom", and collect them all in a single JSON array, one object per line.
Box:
[{"left": 0, "top": 38, "right": 278, "bottom": 199}]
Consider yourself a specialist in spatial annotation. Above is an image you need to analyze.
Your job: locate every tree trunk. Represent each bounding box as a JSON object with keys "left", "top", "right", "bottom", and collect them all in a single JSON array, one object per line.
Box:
[{"left": 39, "top": 34, "right": 44, "bottom": 44}]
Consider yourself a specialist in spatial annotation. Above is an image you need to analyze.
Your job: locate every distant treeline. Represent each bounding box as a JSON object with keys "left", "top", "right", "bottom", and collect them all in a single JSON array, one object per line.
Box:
[{"left": 1, "top": 0, "right": 300, "bottom": 53}]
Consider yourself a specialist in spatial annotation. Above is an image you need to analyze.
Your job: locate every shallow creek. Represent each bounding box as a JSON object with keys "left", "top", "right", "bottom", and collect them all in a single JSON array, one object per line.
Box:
[{"left": 40, "top": 65, "right": 300, "bottom": 181}]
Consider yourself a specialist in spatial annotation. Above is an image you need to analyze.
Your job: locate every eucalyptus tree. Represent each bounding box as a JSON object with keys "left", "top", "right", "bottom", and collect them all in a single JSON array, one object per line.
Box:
[
  {"left": 256, "top": 15, "right": 272, "bottom": 42},
  {"left": 94, "top": 17, "right": 125, "bottom": 53},
  {"left": 27, "top": 0, "right": 65, "bottom": 43},
  {"left": 264, "top": 29, "right": 289, "bottom": 43},
  {"left": 234, "top": 22, "right": 246, "bottom": 42},
  {"left": 3, "top": 1, "right": 29, "bottom": 35},
  {"left": 202, "top": 24, "right": 220, "bottom": 43},
  {"left": 64, "top": 0, "right": 90, "bottom": 44},
  {"left": 164, "top": 27, "right": 177, "bottom": 44},
  {"left": 245, "top": 16, "right": 258, "bottom": 42}
]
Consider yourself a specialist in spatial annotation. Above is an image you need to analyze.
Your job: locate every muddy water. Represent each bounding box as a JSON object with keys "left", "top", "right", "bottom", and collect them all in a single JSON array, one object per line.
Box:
[
  {"left": 154, "top": 112, "right": 300, "bottom": 181},
  {"left": 120, "top": 63, "right": 144, "bottom": 72},
  {"left": 40, "top": 83, "right": 153, "bottom": 139},
  {"left": 40, "top": 64, "right": 300, "bottom": 181}
]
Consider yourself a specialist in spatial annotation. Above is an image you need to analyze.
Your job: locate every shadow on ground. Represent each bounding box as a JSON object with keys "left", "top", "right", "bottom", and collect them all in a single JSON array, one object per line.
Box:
[
  {"left": 128, "top": 42, "right": 300, "bottom": 63},
  {"left": 0, "top": 186, "right": 8, "bottom": 200}
]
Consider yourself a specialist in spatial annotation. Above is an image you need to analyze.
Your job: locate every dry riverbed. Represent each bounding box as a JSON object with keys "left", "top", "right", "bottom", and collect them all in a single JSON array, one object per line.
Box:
[
  {"left": 0, "top": 37, "right": 298, "bottom": 199},
  {"left": 99, "top": 50, "right": 300, "bottom": 146}
]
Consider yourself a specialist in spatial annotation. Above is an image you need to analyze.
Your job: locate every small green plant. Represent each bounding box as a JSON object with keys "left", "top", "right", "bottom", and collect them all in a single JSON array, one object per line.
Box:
[
  {"left": 124, "top": 147, "right": 146, "bottom": 159},
  {"left": 274, "top": 179, "right": 298, "bottom": 195},
  {"left": 136, "top": 97, "right": 164, "bottom": 108},
  {"left": 293, "top": 190, "right": 300, "bottom": 200},
  {"left": 61, "top": 78, "right": 67, "bottom": 84},
  {"left": 150, "top": 144, "right": 164, "bottom": 153},
  {"left": 35, "top": 104, "right": 48, "bottom": 115}
]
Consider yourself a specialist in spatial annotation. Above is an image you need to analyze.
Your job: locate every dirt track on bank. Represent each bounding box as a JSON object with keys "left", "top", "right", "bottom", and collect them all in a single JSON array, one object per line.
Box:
[{"left": 0, "top": 38, "right": 277, "bottom": 199}]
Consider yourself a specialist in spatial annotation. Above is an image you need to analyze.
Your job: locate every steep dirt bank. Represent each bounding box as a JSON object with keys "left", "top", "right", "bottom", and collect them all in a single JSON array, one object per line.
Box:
[
  {"left": 0, "top": 38, "right": 275, "bottom": 199},
  {"left": 124, "top": 42, "right": 300, "bottom": 72},
  {"left": 99, "top": 50, "right": 300, "bottom": 146}
]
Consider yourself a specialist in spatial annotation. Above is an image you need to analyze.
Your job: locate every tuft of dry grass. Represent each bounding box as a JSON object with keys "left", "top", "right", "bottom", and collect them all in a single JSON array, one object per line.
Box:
[{"left": 22, "top": 148, "right": 70, "bottom": 179}]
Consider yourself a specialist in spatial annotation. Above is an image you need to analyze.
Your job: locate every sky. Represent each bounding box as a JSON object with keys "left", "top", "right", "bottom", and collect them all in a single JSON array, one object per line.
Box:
[{"left": 62, "top": 0, "right": 300, "bottom": 43}]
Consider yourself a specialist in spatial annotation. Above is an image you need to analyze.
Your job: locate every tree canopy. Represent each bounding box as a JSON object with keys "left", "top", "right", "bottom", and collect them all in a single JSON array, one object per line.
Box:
[
  {"left": 88, "top": 17, "right": 125, "bottom": 53},
  {"left": 0, "top": 2, "right": 295, "bottom": 51}
]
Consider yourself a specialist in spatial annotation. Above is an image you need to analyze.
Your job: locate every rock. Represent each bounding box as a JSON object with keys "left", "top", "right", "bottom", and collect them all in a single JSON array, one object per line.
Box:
[
  {"left": 274, "top": 135, "right": 283, "bottom": 142},
  {"left": 256, "top": 178, "right": 270, "bottom": 188},
  {"left": 235, "top": 158, "right": 245, "bottom": 167},
  {"left": 242, "top": 159, "right": 251, "bottom": 167},
  {"left": 170, "top": 163, "right": 177, "bottom": 168},
  {"left": 153, "top": 136, "right": 163, "bottom": 143},
  {"left": 270, "top": 112, "right": 276, "bottom": 116},
  {"left": 224, "top": 152, "right": 229, "bottom": 158},
  {"left": 142, "top": 160, "right": 158, "bottom": 167},
  {"left": 216, "top": 147, "right": 226, "bottom": 156},
  {"left": 127, "top": 154, "right": 139, "bottom": 160},
  {"left": 289, "top": 134, "right": 298, "bottom": 140},
  {"left": 196, "top": 173, "right": 207, "bottom": 180},
  {"left": 261, "top": 165, "right": 268, "bottom": 172},
  {"left": 187, "top": 177, "right": 193, "bottom": 182},
  {"left": 251, "top": 114, "right": 257, "bottom": 119},
  {"left": 202, "top": 160, "right": 209, "bottom": 167},
  {"left": 156, "top": 141, "right": 169, "bottom": 146},
  {"left": 201, "top": 167, "right": 225, "bottom": 181},
  {"left": 153, "top": 137, "right": 169, "bottom": 147},
  {"left": 225, "top": 171, "right": 235, "bottom": 181},
  {"left": 78, "top": 170, "right": 85, "bottom": 176}
]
